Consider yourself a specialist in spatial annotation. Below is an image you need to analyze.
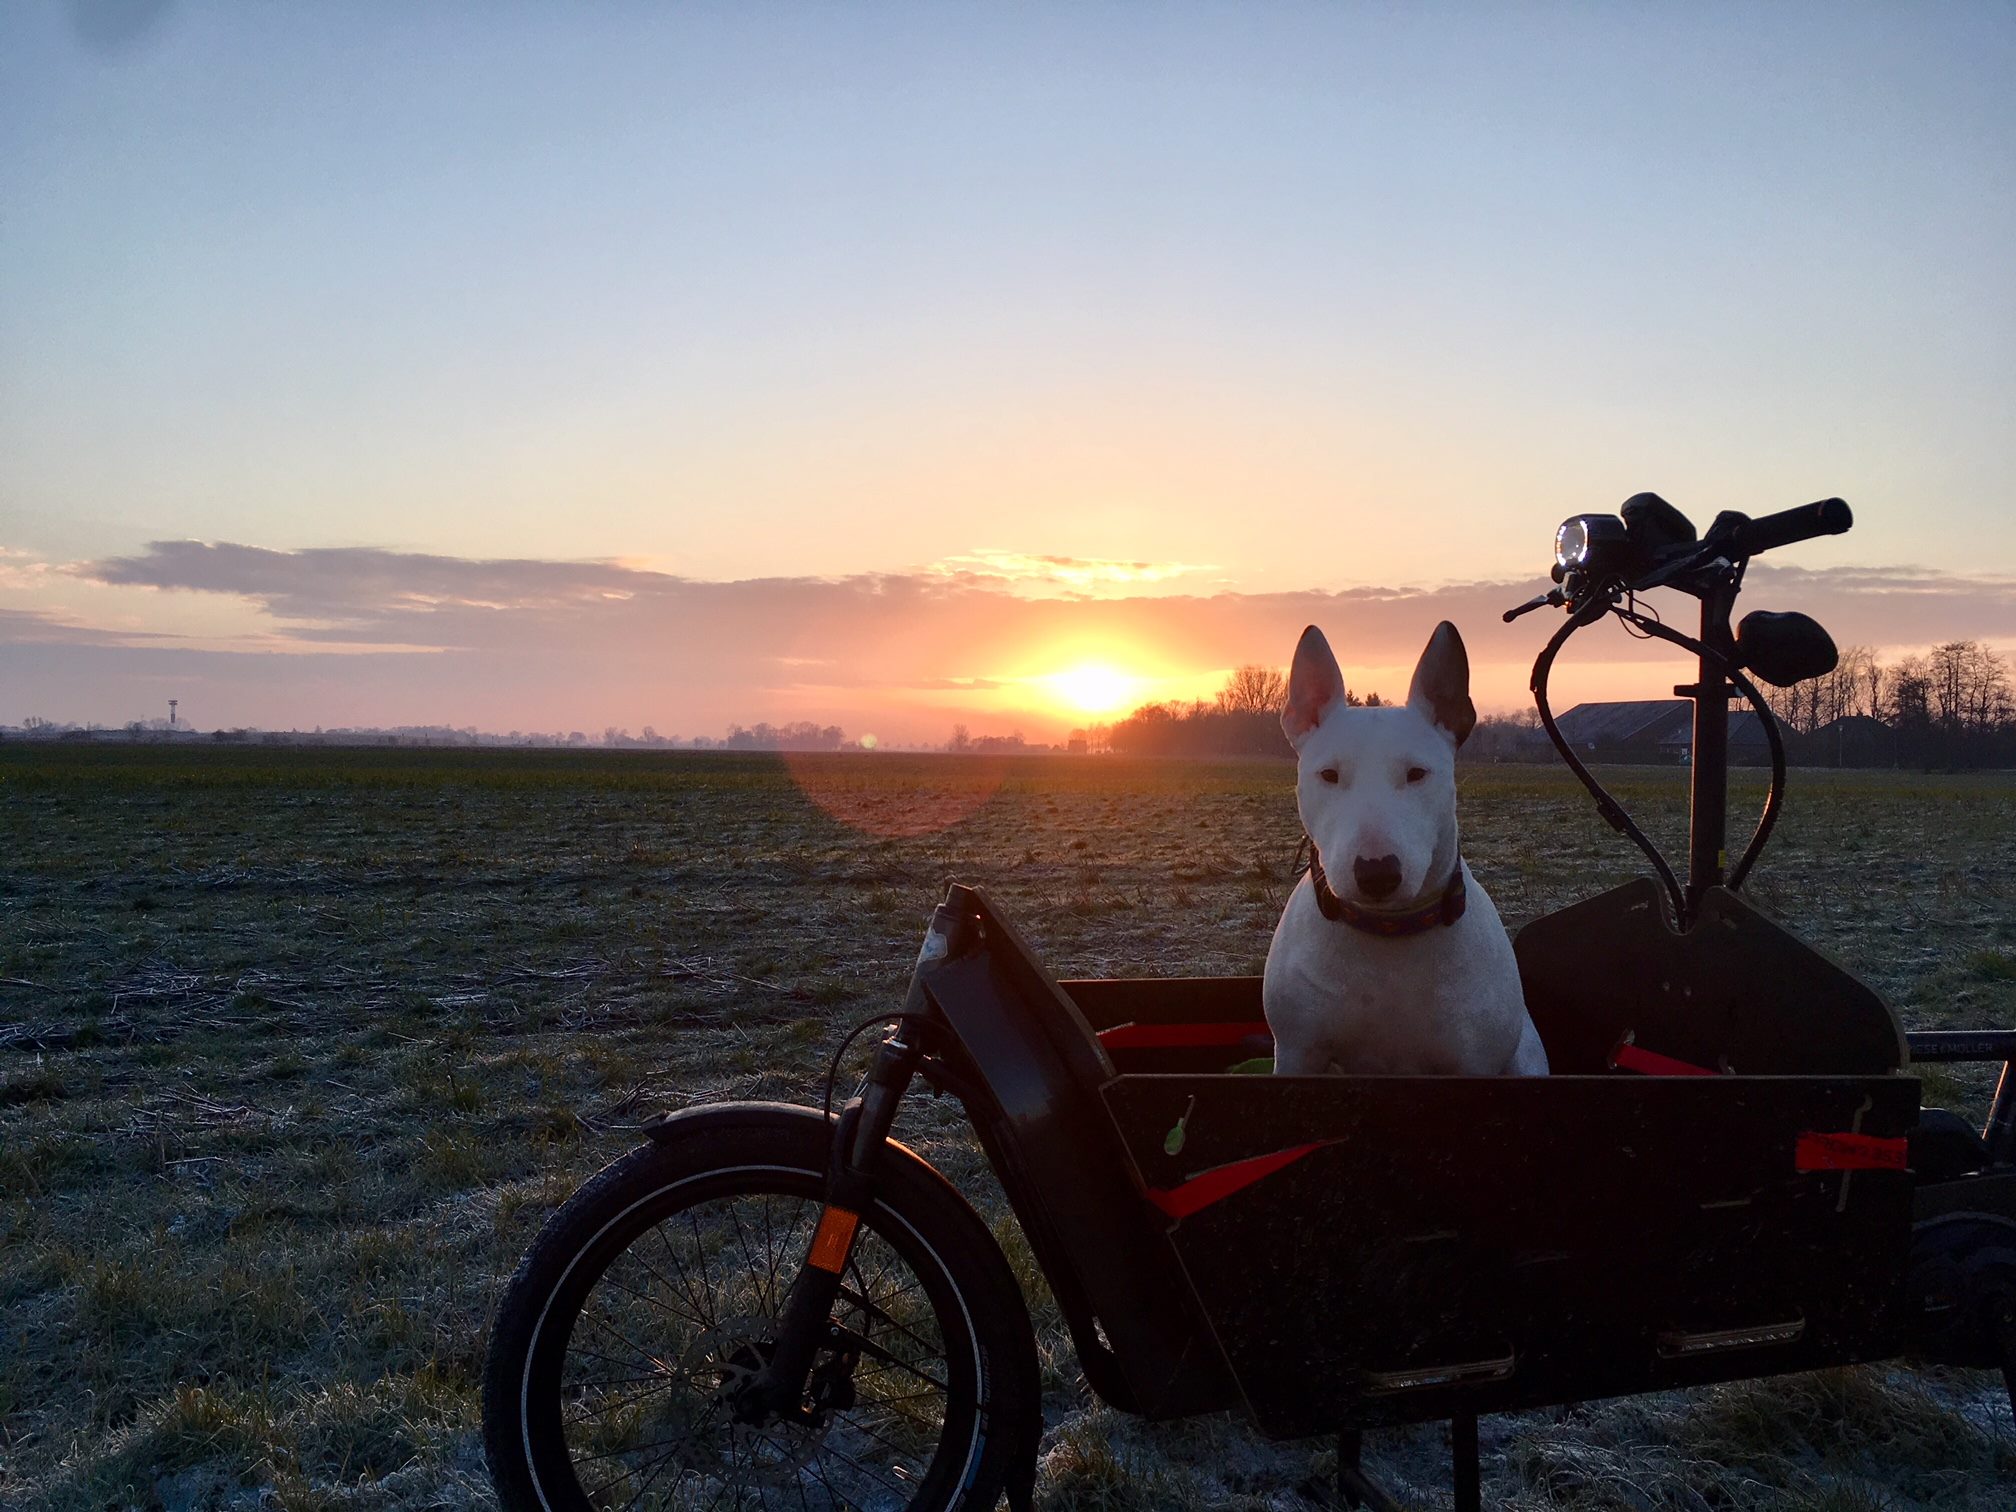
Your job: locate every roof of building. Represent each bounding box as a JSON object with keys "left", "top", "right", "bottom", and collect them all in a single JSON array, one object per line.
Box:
[
  {"left": 1812, "top": 714, "right": 1891, "bottom": 735},
  {"left": 1552, "top": 700, "right": 1692, "bottom": 746},
  {"left": 1664, "top": 709, "right": 1771, "bottom": 750},
  {"left": 1555, "top": 699, "right": 1772, "bottom": 750}
]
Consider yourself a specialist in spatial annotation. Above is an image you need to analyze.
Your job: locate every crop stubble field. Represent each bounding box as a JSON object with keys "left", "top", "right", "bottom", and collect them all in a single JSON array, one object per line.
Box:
[{"left": 3, "top": 745, "right": 2015, "bottom": 1511}]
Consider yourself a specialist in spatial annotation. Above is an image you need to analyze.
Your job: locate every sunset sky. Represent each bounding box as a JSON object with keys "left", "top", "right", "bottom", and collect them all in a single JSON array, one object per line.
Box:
[{"left": 4, "top": 2, "right": 2012, "bottom": 742}]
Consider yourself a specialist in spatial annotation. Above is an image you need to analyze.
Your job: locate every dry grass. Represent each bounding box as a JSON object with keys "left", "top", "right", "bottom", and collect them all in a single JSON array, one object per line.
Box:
[{"left": 2, "top": 745, "right": 2013, "bottom": 1510}]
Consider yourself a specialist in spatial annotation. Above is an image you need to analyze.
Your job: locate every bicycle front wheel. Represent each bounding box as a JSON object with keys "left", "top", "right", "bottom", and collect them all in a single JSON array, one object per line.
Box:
[{"left": 483, "top": 1103, "right": 1037, "bottom": 1512}]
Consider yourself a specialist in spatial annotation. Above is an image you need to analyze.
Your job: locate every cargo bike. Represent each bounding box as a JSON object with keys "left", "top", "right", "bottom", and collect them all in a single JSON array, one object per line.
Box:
[{"left": 484, "top": 494, "right": 2016, "bottom": 1511}]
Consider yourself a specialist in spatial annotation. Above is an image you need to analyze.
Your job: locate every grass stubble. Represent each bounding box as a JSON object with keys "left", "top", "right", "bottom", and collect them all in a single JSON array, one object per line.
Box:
[{"left": 2, "top": 745, "right": 2013, "bottom": 1510}]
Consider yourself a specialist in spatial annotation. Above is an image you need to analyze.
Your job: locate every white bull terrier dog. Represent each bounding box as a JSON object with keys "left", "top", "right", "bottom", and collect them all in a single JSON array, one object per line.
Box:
[{"left": 1263, "top": 621, "right": 1549, "bottom": 1076}]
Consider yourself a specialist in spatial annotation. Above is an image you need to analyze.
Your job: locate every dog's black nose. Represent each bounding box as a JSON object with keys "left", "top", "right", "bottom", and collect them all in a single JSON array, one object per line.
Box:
[{"left": 1353, "top": 853, "right": 1402, "bottom": 900}]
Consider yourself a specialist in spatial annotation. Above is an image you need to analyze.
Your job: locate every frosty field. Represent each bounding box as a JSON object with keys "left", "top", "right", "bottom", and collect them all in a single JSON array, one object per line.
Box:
[{"left": 3, "top": 745, "right": 2014, "bottom": 1510}]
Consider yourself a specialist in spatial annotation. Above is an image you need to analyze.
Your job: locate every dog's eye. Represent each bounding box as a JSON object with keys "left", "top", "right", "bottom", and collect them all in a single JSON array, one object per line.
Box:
[
  {"left": 1406, "top": 766, "right": 1429, "bottom": 784},
  {"left": 1319, "top": 768, "right": 1339, "bottom": 785}
]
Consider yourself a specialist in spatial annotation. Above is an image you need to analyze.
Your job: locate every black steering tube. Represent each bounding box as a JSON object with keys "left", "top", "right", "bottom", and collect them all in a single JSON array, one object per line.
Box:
[{"left": 1611, "top": 605, "right": 1789, "bottom": 894}]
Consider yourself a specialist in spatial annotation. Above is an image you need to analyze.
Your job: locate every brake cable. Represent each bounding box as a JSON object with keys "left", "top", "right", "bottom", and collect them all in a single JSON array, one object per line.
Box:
[
  {"left": 1530, "top": 599, "right": 1689, "bottom": 925},
  {"left": 821, "top": 1012, "right": 933, "bottom": 1121},
  {"left": 1608, "top": 604, "right": 1788, "bottom": 891}
]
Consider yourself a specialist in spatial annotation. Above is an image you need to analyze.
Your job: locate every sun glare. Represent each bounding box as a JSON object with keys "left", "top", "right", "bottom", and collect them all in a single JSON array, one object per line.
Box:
[{"left": 1041, "top": 662, "right": 1142, "bottom": 716}]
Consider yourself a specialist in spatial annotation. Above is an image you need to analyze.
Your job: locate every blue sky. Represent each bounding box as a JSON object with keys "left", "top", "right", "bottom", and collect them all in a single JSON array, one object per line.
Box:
[{"left": 2, "top": 1, "right": 2011, "bottom": 735}]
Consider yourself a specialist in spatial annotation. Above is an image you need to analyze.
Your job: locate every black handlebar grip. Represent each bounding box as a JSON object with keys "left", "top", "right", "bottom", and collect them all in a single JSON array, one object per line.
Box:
[{"left": 1728, "top": 497, "right": 1852, "bottom": 558}]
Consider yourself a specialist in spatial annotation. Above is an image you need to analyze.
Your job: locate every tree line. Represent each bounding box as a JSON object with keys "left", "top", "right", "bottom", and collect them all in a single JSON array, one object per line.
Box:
[
  {"left": 1761, "top": 640, "right": 2013, "bottom": 769},
  {"left": 1094, "top": 639, "right": 2016, "bottom": 769},
  {"left": 717, "top": 720, "right": 849, "bottom": 751},
  {"left": 1098, "top": 667, "right": 1365, "bottom": 758}
]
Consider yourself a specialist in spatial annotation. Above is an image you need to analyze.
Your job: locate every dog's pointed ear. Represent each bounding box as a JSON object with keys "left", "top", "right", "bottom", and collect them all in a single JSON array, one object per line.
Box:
[
  {"left": 1408, "top": 621, "right": 1476, "bottom": 746},
  {"left": 1283, "top": 625, "right": 1347, "bottom": 748}
]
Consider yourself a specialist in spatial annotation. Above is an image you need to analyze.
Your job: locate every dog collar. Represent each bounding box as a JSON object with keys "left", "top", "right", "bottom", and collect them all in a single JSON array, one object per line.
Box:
[{"left": 1306, "top": 843, "right": 1467, "bottom": 937}]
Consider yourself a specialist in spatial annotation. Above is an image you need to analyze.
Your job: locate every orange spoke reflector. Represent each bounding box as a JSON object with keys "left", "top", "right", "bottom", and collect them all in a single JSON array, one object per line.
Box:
[{"left": 808, "top": 1205, "right": 861, "bottom": 1273}]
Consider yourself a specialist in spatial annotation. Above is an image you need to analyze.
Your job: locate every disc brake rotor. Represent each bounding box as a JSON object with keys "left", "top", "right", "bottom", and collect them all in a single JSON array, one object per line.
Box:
[{"left": 679, "top": 1315, "right": 832, "bottom": 1486}]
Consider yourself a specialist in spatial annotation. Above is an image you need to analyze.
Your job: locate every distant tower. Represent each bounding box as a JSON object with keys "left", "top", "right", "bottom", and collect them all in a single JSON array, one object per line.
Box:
[{"left": 168, "top": 699, "right": 178, "bottom": 729}]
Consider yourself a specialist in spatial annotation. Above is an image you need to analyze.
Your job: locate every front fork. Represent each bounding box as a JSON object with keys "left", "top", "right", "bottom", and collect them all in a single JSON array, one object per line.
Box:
[{"left": 741, "top": 1025, "right": 923, "bottom": 1419}]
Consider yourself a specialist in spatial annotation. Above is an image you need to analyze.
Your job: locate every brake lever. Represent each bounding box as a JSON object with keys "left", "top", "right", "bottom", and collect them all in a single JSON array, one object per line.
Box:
[{"left": 1503, "top": 590, "right": 1565, "bottom": 623}]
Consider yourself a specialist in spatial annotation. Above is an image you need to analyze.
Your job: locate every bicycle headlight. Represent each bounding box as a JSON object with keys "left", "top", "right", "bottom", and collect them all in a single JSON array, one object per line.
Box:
[{"left": 1555, "top": 514, "right": 1627, "bottom": 572}]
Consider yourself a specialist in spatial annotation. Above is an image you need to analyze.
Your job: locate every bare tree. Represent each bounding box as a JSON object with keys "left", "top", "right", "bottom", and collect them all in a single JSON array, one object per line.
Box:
[
  {"left": 1765, "top": 677, "right": 1820, "bottom": 736},
  {"left": 1928, "top": 640, "right": 2011, "bottom": 735},
  {"left": 1216, "top": 665, "right": 1288, "bottom": 716},
  {"left": 1816, "top": 644, "right": 1882, "bottom": 722},
  {"left": 1763, "top": 646, "right": 1874, "bottom": 735},
  {"left": 1887, "top": 654, "right": 1931, "bottom": 728}
]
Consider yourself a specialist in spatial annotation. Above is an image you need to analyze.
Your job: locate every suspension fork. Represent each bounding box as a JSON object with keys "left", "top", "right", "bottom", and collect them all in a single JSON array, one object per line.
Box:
[{"left": 742, "top": 1026, "right": 923, "bottom": 1419}]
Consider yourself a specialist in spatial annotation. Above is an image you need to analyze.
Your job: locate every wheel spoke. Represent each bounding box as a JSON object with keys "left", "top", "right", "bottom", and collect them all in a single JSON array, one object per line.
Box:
[
  {"left": 574, "top": 1302, "right": 680, "bottom": 1374},
  {"left": 565, "top": 1344, "right": 681, "bottom": 1379},
  {"left": 827, "top": 1324, "right": 948, "bottom": 1393},
  {"left": 757, "top": 1194, "right": 790, "bottom": 1318},
  {"left": 762, "top": 1434, "right": 815, "bottom": 1512},
  {"left": 803, "top": 1450, "right": 848, "bottom": 1509},
  {"left": 684, "top": 1208, "right": 722, "bottom": 1321},
  {"left": 596, "top": 1265, "right": 711, "bottom": 1333},
  {"left": 657, "top": 1218, "right": 718, "bottom": 1328},
  {"left": 846, "top": 1247, "right": 889, "bottom": 1319},
  {"left": 565, "top": 1368, "right": 690, "bottom": 1393},
  {"left": 835, "top": 1285, "right": 945, "bottom": 1366},
  {"left": 620, "top": 1236, "right": 719, "bottom": 1332},
  {"left": 699, "top": 1429, "right": 742, "bottom": 1510},
  {"left": 726, "top": 1199, "right": 777, "bottom": 1317},
  {"left": 853, "top": 1396, "right": 946, "bottom": 1441},
  {"left": 542, "top": 1179, "right": 966, "bottom": 1512},
  {"left": 566, "top": 1373, "right": 686, "bottom": 1427},
  {"left": 808, "top": 1434, "right": 911, "bottom": 1498},
  {"left": 575, "top": 1399, "right": 719, "bottom": 1471},
  {"left": 611, "top": 1417, "right": 703, "bottom": 1512},
  {"left": 571, "top": 1327, "right": 667, "bottom": 1386}
]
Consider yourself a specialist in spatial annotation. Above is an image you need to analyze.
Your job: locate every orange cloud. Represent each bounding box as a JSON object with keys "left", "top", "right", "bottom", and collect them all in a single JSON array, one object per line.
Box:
[
  {"left": 0, "top": 541, "right": 2005, "bottom": 739},
  {"left": 928, "top": 550, "right": 1215, "bottom": 597}
]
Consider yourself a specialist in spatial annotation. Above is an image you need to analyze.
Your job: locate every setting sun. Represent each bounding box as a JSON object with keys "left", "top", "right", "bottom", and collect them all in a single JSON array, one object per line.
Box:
[{"left": 1039, "top": 662, "right": 1144, "bottom": 716}]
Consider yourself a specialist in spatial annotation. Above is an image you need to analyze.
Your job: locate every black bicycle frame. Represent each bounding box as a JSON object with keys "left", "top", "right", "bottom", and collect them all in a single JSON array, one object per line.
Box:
[{"left": 1680, "top": 571, "right": 1741, "bottom": 911}]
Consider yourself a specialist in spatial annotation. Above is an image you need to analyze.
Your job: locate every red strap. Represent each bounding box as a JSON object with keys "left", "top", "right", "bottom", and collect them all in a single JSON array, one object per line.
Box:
[
  {"left": 1143, "top": 1129, "right": 1905, "bottom": 1221},
  {"left": 1611, "top": 1042, "right": 1718, "bottom": 1077},
  {"left": 1144, "top": 1141, "right": 1332, "bottom": 1220},
  {"left": 1795, "top": 1131, "right": 1908, "bottom": 1172},
  {"left": 1098, "top": 1021, "right": 1272, "bottom": 1050}
]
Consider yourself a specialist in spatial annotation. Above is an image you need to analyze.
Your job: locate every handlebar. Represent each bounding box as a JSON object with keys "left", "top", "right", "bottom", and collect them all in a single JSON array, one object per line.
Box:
[
  {"left": 1509, "top": 489, "right": 1851, "bottom": 927},
  {"left": 1723, "top": 497, "right": 1852, "bottom": 559},
  {"left": 1514, "top": 494, "right": 1855, "bottom": 621}
]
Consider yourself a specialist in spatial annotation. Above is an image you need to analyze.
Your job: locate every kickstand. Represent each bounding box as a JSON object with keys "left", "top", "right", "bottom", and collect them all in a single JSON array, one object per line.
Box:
[
  {"left": 1452, "top": 1412, "right": 1481, "bottom": 1512},
  {"left": 1335, "top": 1428, "right": 1404, "bottom": 1512}
]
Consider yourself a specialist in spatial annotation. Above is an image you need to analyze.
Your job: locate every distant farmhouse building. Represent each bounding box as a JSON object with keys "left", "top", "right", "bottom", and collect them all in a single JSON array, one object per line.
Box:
[
  {"left": 1551, "top": 700, "right": 1775, "bottom": 764},
  {"left": 1806, "top": 713, "right": 1897, "bottom": 768}
]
